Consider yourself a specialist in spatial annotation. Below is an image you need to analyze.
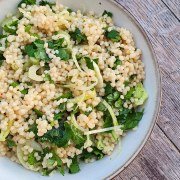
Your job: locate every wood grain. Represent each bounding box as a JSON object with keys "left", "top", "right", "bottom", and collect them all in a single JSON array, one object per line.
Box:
[
  {"left": 113, "top": 0, "right": 180, "bottom": 179},
  {"left": 113, "top": 125, "right": 180, "bottom": 180},
  {"left": 162, "top": 0, "right": 180, "bottom": 19}
]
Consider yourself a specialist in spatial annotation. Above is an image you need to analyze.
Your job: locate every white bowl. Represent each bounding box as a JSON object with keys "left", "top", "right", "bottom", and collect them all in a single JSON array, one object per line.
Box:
[{"left": 0, "top": 0, "right": 161, "bottom": 179}]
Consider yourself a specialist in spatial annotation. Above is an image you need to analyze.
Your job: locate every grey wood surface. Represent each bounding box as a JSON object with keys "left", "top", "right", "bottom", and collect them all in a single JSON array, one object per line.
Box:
[{"left": 113, "top": 0, "right": 180, "bottom": 179}]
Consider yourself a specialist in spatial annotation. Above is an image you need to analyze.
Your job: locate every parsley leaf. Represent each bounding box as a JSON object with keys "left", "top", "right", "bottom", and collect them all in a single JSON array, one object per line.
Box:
[
  {"left": 27, "top": 151, "right": 38, "bottom": 165},
  {"left": 33, "top": 108, "right": 43, "bottom": 117},
  {"left": 70, "top": 28, "right": 87, "bottom": 44},
  {"left": 24, "top": 39, "right": 50, "bottom": 62},
  {"left": 6, "top": 137, "right": 16, "bottom": 148},
  {"left": 120, "top": 110, "right": 144, "bottom": 130},
  {"left": 48, "top": 38, "right": 65, "bottom": 49},
  {"left": 81, "top": 147, "right": 105, "bottom": 160},
  {"left": 10, "top": 81, "right": 20, "bottom": 88},
  {"left": 124, "top": 87, "right": 135, "bottom": 100},
  {"left": 105, "top": 29, "right": 121, "bottom": 42},
  {"left": 44, "top": 74, "right": 54, "bottom": 84},
  {"left": 20, "top": 89, "right": 28, "bottom": 95},
  {"left": 0, "top": 53, "right": 5, "bottom": 67},
  {"left": 56, "top": 48, "right": 71, "bottom": 61},
  {"left": 84, "top": 57, "right": 94, "bottom": 70},
  {"left": 18, "top": 0, "right": 36, "bottom": 7},
  {"left": 69, "top": 156, "right": 80, "bottom": 174},
  {"left": 102, "top": 10, "right": 113, "bottom": 18},
  {"left": 39, "top": 0, "right": 55, "bottom": 8}
]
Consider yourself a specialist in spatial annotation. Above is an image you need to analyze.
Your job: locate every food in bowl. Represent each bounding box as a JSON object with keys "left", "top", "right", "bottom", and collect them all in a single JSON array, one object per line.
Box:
[{"left": 0, "top": 0, "right": 148, "bottom": 176}]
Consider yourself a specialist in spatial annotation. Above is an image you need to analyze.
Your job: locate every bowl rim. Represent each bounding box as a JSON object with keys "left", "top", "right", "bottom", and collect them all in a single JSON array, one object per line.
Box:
[{"left": 106, "top": 1, "right": 162, "bottom": 179}]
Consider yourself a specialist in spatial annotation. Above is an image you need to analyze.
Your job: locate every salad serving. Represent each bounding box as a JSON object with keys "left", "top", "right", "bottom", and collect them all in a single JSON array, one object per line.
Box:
[{"left": 0, "top": 0, "right": 148, "bottom": 176}]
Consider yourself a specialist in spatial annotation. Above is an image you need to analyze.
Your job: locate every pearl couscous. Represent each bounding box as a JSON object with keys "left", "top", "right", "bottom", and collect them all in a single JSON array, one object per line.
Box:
[{"left": 0, "top": 0, "right": 148, "bottom": 175}]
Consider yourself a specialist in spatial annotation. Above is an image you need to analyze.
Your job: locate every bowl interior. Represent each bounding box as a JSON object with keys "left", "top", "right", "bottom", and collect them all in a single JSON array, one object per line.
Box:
[{"left": 0, "top": 0, "right": 160, "bottom": 179}]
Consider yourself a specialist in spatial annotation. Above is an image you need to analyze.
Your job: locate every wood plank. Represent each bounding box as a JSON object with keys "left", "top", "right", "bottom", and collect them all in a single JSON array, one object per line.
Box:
[
  {"left": 158, "top": 72, "right": 180, "bottom": 150},
  {"left": 113, "top": 125, "right": 180, "bottom": 180},
  {"left": 162, "top": 0, "right": 180, "bottom": 19},
  {"left": 115, "top": 0, "right": 180, "bottom": 76}
]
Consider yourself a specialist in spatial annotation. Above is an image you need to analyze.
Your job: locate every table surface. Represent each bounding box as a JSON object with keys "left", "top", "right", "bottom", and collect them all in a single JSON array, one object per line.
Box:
[{"left": 113, "top": 0, "right": 180, "bottom": 180}]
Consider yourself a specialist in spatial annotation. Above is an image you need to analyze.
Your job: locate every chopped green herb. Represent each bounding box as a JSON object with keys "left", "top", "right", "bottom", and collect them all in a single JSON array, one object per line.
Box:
[
  {"left": 114, "top": 98, "right": 122, "bottom": 108},
  {"left": 24, "top": 39, "right": 50, "bottom": 62},
  {"left": 6, "top": 138, "right": 16, "bottom": 148},
  {"left": 84, "top": 57, "right": 94, "bottom": 70},
  {"left": 54, "top": 112, "right": 63, "bottom": 121},
  {"left": 18, "top": 0, "right": 36, "bottom": 7},
  {"left": 67, "top": 8, "right": 73, "bottom": 13},
  {"left": 104, "top": 83, "right": 114, "bottom": 96},
  {"left": 56, "top": 92, "right": 73, "bottom": 100},
  {"left": 0, "top": 53, "right": 5, "bottom": 67},
  {"left": 44, "top": 74, "right": 54, "bottom": 84},
  {"left": 120, "top": 110, "right": 144, "bottom": 130},
  {"left": 10, "top": 81, "right": 19, "bottom": 88},
  {"left": 48, "top": 38, "right": 65, "bottom": 49},
  {"left": 56, "top": 48, "right": 71, "bottom": 61},
  {"left": 39, "top": 0, "right": 55, "bottom": 7},
  {"left": 124, "top": 87, "right": 135, "bottom": 100},
  {"left": 93, "top": 58, "right": 98, "bottom": 64},
  {"left": 33, "top": 108, "right": 43, "bottom": 117},
  {"left": 105, "top": 29, "right": 121, "bottom": 42},
  {"left": 20, "top": 89, "right": 28, "bottom": 95},
  {"left": 27, "top": 151, "right": 37, "bottom": 165},
  {"left": 113, "top": 57, "right": 122, "bottom": 69},
  {"left": 96, "top": 102, "right": 106, "bottom": 111},
  {"left": 70, "top": 28, "right": 87, "bottom": 44},
  {"left": 81, "top": 147, "right": 105, "bottom": 160},
  {"left": 69, "top": 156, "right": 80, "bottom": 174},
  {"left": 102, "top": 10, "right": 113, "bottom": 18},
  {"left": 25, "top": 25, "right": 32, "bottom": 33}
]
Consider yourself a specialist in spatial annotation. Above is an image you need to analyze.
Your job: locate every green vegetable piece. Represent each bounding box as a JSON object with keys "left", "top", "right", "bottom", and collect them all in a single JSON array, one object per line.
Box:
[
  {"left": 84, "top": 57, "right": 94, "bottom": 70},
  {"left": 70, "top": 28, "right": 87, "bottom": 44},
  {"left": 33, "top": 108, "right": 43, "bottom": 117},
  {"left": 0, "top": 53, "right": 5, "bottom": 67},
  {"left": 56, "top": 91, "right": 73, "bottom": 100},
  {"left": 54, "top": 112, "right": 63, "bottom": 121},
  {"left": 24, "top": 39, "right": 50, "bottom": 62},
  {"left": 70, "top": 124, "right": 86, "bottom": 146},
  {"left": 121, "top": 110, "right": 144, "bottom": 131},
  {"left": 124, "top": 87, "right": 135, "bottom": 100},
  {"left": 105, "top": 29, "right": 121, "bottom": 42},
  {"left": 44, "top": 74, "right": 54, "bottom": 84},
  {"left": 96, "top": 102, "right": 106, "bottom": 111},
  {"left": 48, "top": 38, "right": 65, "bottom": 49},
  {"left": 6, "top": 138, "right": 16, "bottom": 148},
  {"left": 81, "top": 147, "right": 104, "bottom": 160},
  {"left": 102, "top": 10, "right": 113, "bottom": 17},
  {"left": 113, "top": 57, "right": 122, "bottom": 69},
  {"left": 58, "top": 103, "right": 66, "bottom": 112},
  {"left": 69, "top": 156, "right": 80, "bottom": 174},
  {"left": 18, "top": 0, "right": 36, "bottom": 7},
  {"left": 104, "top": 83, "right": 114, "bottom": 96},
  {"left": 134, "top": 83, "right": 148, "bottom": 106},
  {"left": 39, "top": 122, "right": 72, "bottom": 147},
  {"left": 3, "top": 25, "right": 16, "bottom": 35},
  {"left": 67, "top": 8, "right": 73, "bottom": 13},
  {"left": 56, "top": 48, "right": 71, "bottom": 61},
  {"left": 27, "top": 151, "right": 37, "bottom": 165},
  {"left": 115, "top": 98, "right": 122, "bottom": 108},
  {"left": 20, "top": 89, "right": 28, "bottom": 95},
  {"left": 25, "top": 25, "right": 32, "bottom": 33},
  {"left": 10, "top": 81, "right": 19, "bottom": 88},
  {"left": 39, "top": 0, "right": 55, "bottom": 7}
]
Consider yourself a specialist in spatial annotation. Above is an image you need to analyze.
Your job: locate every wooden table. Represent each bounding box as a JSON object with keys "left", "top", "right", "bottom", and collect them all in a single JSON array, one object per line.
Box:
[{"left": 113, "top": 0, "right": 180, "bottom": 179}]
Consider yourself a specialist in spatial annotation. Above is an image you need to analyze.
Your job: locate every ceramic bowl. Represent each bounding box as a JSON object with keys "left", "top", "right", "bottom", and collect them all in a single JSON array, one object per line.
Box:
[{"left": 0, "top": 0, "right": 161, "bottom": 179}]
